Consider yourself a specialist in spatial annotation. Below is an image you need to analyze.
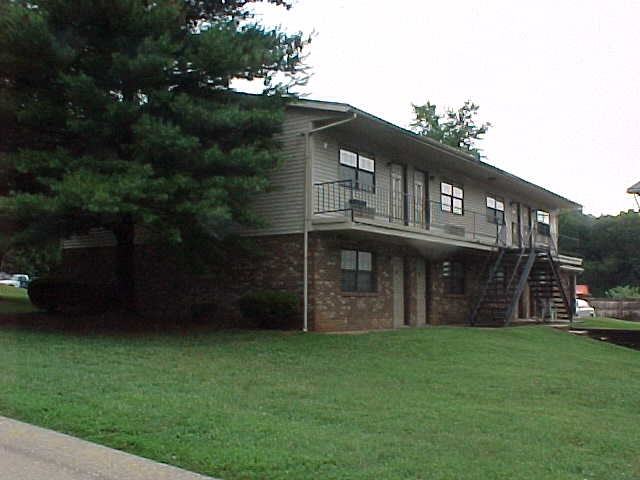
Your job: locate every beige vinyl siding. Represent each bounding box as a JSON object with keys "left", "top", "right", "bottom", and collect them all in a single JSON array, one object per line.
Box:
[
  {"left": 310, "top": 127, "right": 564, "bottom": 248},
  {"left": 427, "top": 170, "right": 509, "bottom": 245},
  {"left": 244, "top": 107, "right": 355, "bottom": 235},
  {"left": 312, "top": 130, "right": 393, "bottom": 187},
  {"left": 312, "top": 130, "right": 394, "bottom": 220},
  {"left": 242, "top": 109, "right": 312, "bottom": 235},
  {"left": 62, "top": 228, "right": 117, "bottom": 249}
]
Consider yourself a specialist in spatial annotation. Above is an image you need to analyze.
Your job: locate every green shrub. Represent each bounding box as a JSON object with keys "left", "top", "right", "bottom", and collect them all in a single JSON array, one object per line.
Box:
[
  {"left": 28, "top": 278, "right": 117, "bottom": 315},
  {"left": 238, "top": 290, "right": 299, "bottom": 329},
  {"left": 606, "top": 285, "right": 640, "bottom": 299}
]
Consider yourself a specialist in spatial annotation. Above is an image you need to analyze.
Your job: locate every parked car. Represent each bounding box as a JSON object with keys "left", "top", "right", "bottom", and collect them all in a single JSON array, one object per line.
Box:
[
  {"left": 575, "top": 298, "right": 596, "bottom": 318},
  {"left": 0, "top": 274, "right": 30, "bottom": 289}
]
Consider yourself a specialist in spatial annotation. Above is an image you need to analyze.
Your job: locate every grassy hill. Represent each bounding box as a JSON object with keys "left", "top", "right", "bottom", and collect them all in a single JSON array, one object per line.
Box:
[
  {"left": 0, "top": 285, "right": 38, "bottom": 314},
  {"left": 0, "top": 323, "right": 638, "bottom": 479}
]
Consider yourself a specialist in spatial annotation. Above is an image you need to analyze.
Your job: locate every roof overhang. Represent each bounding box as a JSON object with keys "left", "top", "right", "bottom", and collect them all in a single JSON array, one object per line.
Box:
[
  {"left": 291, "top": 99, "right": 582, "bottom": 211},
  {"left": 627, "top": 181, "right": 640, "bottom": 194}
]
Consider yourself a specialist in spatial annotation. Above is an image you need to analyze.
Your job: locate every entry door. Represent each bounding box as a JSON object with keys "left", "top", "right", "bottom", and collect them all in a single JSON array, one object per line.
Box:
[
  {"left": 390, "top": 164, "right": 404, "bottom": 223},
  {"left": 392, "top": 256, "right": 404, "bottom": 328},
  {"left": 511, "top": 202, "right": 521, "bottom": 247},
  {"left": 413, "top": 171, "right": 427, "bottom": 228},
  {"left": 523, "top": 207, "right": 532, "bottom": 247}
]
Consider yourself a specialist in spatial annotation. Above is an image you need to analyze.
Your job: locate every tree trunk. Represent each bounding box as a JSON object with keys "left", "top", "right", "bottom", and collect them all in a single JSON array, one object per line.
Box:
[{"left": 113, "top": 218, "right": 135, "bottom": 311}]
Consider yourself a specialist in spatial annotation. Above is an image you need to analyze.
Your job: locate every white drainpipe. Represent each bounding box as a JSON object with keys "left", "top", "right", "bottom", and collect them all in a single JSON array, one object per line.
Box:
[{"left": 302, "top": 113, "right": 357, "bottom": 332}]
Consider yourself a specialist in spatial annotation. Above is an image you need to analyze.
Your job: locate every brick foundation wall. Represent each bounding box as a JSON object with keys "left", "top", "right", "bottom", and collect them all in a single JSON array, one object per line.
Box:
[
  {"left": 60, "top": 247, "right": 117, "bottom": 285},
  {"left": 62, "top": 233, "right": 493, "bottom": 330},
  {"left": 308, "top": 234, "right": 396, "bottom": 332},
  {"left": 428, "top": 253, "right": 487, "bottom": 325},
  {"left": 61, "top": 235, "right": 305, "bottom": 327},
  {"left": 134, "top": 235, "right": 305, "bottom": 326}
]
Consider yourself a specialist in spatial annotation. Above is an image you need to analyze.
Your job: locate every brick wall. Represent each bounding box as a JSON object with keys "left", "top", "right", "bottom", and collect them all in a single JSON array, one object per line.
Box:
[
  {"left": 61, "top": 235, "right": 305, "bottom": 326},
  {"left": 428, "top": 253, "right": 486, "bottom": 325},
  {"left": 60, "top": 247, "right": 117, "bottom": 285},
  {"left": 135, "top": 235, "right": 306, "bottom": 326},
  {"left": 308, "top": 234, "right": 396, "bottom": 332},
  {"left": 61, "top": 233, "right": 493, "bottom": 330}
]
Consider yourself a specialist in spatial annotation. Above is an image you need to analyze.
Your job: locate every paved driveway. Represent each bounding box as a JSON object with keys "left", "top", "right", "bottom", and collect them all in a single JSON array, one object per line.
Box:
[{"left": 0, "top": 417, "right": 219, "bottom": 480}]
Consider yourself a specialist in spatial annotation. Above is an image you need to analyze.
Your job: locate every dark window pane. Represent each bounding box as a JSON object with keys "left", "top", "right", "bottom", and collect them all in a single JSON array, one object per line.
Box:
[
  {"left": 357, "top": 272, "right": 373, "bottom": 292},
  {"left": 538, "top": 222, "right": 550, "bottom": 236},
  {"left": 341, "top": 250, "right": 375, "bottom": 292},
  {"left": 342, "top": 271, "right": 357, "bottom": 291},
  {"left": 340, "top": 165, "right": 357, "bottom": 186},
  {"left": 451, "top": 278, "right": 465, "bottom": 294},
  {"left": 358, "top": 170, "right": 374, "bottom": 191},
  {"left": 442, "top": 260, "right": 465, "bottom": 294}
]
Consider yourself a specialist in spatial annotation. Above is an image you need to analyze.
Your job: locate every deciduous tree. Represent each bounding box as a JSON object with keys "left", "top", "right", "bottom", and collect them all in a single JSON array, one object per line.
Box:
[{"left": 411, "top": 100, "right": 491, "bottom": 158}]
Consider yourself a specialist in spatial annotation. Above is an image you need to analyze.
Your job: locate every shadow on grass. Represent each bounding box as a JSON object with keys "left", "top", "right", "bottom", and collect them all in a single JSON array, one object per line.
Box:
[{"left": 0, "top": 310, "right": 244, "bottom": 336}]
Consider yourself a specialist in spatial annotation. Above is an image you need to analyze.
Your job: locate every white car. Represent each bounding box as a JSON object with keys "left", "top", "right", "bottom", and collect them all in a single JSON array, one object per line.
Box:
[
  {"left": 575, "top": 298, "right": 596, "bottom": 318},
  {"left": 0, "top": 274, "right": 30, "bottom": 288}
]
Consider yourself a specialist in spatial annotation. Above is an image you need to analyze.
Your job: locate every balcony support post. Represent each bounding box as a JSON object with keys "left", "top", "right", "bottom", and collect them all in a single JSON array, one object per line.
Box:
[{"left": 302, "top": 113, "right": 357, "bottom": 332}]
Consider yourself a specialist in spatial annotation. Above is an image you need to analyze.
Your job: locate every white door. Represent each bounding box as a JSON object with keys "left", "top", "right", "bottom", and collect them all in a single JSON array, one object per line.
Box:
[
  {"left": 390, "top": 164, "right": 404, "bottom": 223},
  {"left": 413, "top": 171, "right": 426, "bottom": 228},
  {"left": 392, "top": 256, "right": 404, "bottom": 328}
]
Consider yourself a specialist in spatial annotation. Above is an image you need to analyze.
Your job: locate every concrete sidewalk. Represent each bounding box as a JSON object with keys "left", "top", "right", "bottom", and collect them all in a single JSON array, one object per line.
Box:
[{"left": 0, "top": 416, "right": 220, "bottom": 480}]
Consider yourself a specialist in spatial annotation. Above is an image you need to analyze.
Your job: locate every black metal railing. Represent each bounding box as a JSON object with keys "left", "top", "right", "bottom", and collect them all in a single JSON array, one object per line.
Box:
[
  {"left": 314, "top": 180, "right": 509, "bottom": 246},
  {"left": 557, "top": 234, "right": 581, "bottom": 257}
]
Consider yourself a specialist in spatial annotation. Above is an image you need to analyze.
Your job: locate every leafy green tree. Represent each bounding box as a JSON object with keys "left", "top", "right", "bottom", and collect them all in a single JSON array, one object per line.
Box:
[
  {"left": 559, "top": 210, "right": 640, "bottom": 296},
  {"left": 606, "top": 285, "right": 640, "bottom": 299},
  {"left": 0, "top": 0, "right": 308, "bottom": 307},
  {"left": 411, "top": 100, "right": 491, "bottom": 158},
  {"left": 1, "top": 243, "right": 61, "bottom": 278}
]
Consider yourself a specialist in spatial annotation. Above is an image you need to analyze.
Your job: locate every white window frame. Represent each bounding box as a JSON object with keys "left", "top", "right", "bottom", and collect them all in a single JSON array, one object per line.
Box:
[
  {"left": 441, "top": 182, "right": 464, "bottom": 215},
  {"left": 339, "top": 149, "right": 375, "bottom": 191},
  {"left": 486, "top": 195, "right": 505, "bottom": 224},
  {"left": 536, "top": 210, "right": 551, "bottom": 236}
]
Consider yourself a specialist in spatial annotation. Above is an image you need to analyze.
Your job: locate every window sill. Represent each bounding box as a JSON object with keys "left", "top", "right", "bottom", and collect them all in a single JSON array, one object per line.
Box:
[{"left": 340, "top": 291, "right": 379, "bottom": 297}]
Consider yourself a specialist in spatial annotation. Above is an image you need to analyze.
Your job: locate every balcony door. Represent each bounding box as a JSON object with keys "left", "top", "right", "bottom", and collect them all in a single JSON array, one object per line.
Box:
[
  {"left": 390, "top": 163, "right": 404, "bottom": 223},
  {"left": 523, "top": 206, "right": 532, "bottom": 247},
  {"left": 413, "top": 170, "right": 428, "bottom": 228},
  {"left": 511, "top": 202, "right": 521, "bottom": 247}
]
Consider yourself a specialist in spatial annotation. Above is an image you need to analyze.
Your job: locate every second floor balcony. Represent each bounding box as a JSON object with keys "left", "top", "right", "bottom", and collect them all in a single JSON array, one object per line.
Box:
[{"left": 313, "top": 179, "right": 552, "bottom": 250}]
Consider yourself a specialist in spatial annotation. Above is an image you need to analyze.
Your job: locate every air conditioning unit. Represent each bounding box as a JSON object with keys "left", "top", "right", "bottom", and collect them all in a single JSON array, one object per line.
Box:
[
  {"left": 444, "top": 225, "right": 465, "bottom": 237},
  {"left": 348, "top": 199, "right": 375, "bottom": 218}
]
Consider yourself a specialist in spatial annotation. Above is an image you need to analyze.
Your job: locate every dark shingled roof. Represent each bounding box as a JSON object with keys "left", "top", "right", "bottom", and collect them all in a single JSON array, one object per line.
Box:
[{"left": 628, "top": 181, "right": 640, "bottom": 194}]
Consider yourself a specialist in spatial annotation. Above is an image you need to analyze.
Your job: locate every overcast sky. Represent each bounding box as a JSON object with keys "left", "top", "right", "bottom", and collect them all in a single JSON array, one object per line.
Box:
[{"left": 243, "top": 0, "right": 639, "bottom": 216}]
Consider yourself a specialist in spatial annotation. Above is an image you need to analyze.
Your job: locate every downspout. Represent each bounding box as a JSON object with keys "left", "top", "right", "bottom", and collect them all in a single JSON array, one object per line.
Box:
[{"left": 302, "top": 113, "right": 357, "bottom": 332}]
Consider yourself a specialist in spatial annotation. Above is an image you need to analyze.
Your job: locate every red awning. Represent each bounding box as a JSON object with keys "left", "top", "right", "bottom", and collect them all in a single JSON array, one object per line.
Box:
[{"left": 576, "top": 284, "right": 590, "bottom": 296}]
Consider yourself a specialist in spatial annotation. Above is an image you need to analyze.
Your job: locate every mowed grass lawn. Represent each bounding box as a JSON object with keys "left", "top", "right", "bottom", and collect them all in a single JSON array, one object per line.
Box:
[
  {"left": 0, "top": 284, "right": 39, "bottom": 314},
  {"left": 576, "top": 316, "right": 640, "bottom": 330},
  {"left": 1, "top": 322, "right": 639, "bottom": 480}
]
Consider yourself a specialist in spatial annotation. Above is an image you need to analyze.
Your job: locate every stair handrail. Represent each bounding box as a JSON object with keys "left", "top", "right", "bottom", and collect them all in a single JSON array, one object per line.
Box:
[
  {"left": 503, "top": 251, "right": 537, "bottom": 326},
  {"left": 468, "top": 248, "right": 506, "bottom": 326},
  {"left": 547, "top": 230, "right": 560, "bottom": 259},
  {"left": 544, "top": 247, "right": 572, "bottom": 321},
  {"left": 505, "top": 226, "right": 536, "bottom": 294}
]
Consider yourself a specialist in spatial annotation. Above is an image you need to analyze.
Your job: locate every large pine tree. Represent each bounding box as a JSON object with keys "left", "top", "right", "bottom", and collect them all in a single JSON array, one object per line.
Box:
[{"left": 0, "top": 0, "right": 308, "bottom": 306}]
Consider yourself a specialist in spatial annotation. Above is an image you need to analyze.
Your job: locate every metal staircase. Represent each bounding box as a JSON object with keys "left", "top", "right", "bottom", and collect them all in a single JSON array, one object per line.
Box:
[{"left": 469, "top": 232, "right": 572, "bottom": 327}]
